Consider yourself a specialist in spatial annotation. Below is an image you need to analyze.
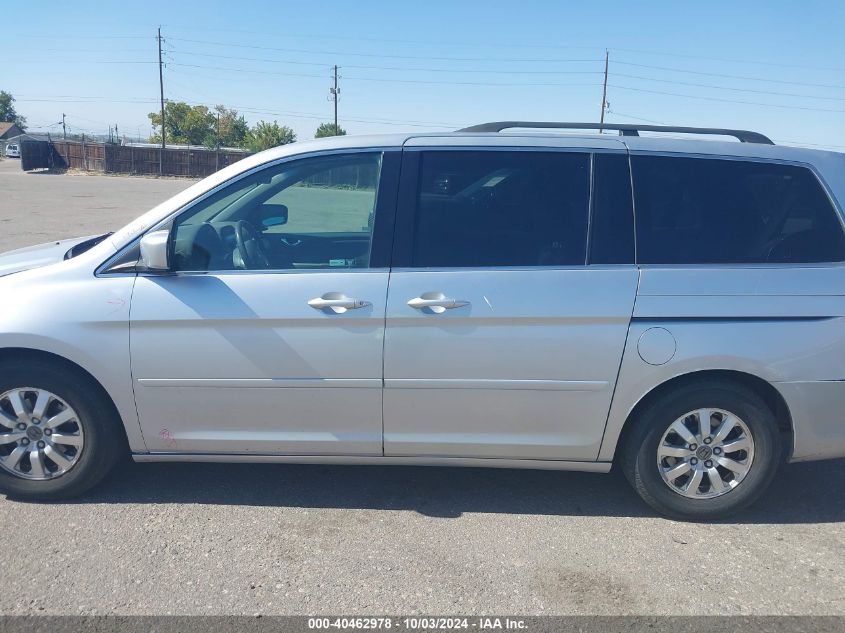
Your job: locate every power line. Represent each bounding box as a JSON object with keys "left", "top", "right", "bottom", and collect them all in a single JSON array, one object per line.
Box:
[
  {"left": 167, "top": 37, "right": 607, "bottom": 64},
  {"left": 611, "top": 47, "right": 845, "bottom": 73},
  {"left": 171, "top": 62, "right": 603, "bottom": 87},
  {"left": 164, "top": 32, "right": 845, "bottom": 88},
  {"left": 171, "top": 55, "right": 845, "bottom": 102},
  {"left": 161, "top": 71, "right": 222, "bottom": 106},
  {"left": 40, "top": 25, "right": 840, "bottom": 75},
  {"left": 171, "top": 63, "right": 326, "bottom": 79},
  {"left": 162, "top": 24, "right": 603, "bottom": 52},
  {"left": 17, "top": 93, "right": 154, "bottom": 100},
  {"left": 614, "top": 73, "right": 845, "bottom": 101},
  {"left": 16, "top": 47, "right": 843, "bottom": 99},
  {"left": 13, "top": 34, "right": 150, "bottom": 40},
  {"left": 342, "top": 76, "right": 600, "bottom": 88},
  {"left": 610, "top": 84, "right": 845, "bottom": 113},
  {"left": 8, "top": 59, "right": 157, "bottom": 65},
  {"left": 18, "top": 92, "right": 461, "bottom": 128},
  {"left": 163, "top": 45, "right": 845, "bottom": 100},
  {"left": 219, "top": 104, "right": 460, "bottom": 128},
  {"left": 167, "top": 47, "right": 604, "bottom": 74},
  {"left": 20, "top": 46, "right": 155, "bottom": 54},
  {"left": 613, "top": 60, "right": 845, "bottom": 90},
  {"left": 16, "top": 97, "right": 158, "bottom": 103},
  {"left": 605, "top": 110, "right": 668, "bottom": 125},
  {"left": 161, "top": 25, "right": 844, "bottom": 72}
]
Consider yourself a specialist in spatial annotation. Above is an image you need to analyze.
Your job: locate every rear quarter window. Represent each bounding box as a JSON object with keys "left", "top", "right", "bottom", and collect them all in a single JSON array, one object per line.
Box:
[{"left": 632, "top": 155, "right": 845, "bottom": 265}]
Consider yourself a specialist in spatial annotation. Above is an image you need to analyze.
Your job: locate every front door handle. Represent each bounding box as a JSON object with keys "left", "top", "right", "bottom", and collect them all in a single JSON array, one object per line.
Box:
[
  {"left": 308, "top": 293, "right": 371, "bottom": 314},
  {"left": 407, "top": 292, "right": 469, "bottom": 314}
]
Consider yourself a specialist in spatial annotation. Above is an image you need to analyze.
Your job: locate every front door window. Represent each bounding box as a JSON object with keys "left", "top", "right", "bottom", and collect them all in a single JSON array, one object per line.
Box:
[{"left": 169, "top": 152, "right": 382, "bottom": 272}]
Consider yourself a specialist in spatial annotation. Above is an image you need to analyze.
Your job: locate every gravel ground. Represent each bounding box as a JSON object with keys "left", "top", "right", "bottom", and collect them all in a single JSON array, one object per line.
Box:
[{"left": 0, "top": 158, "right": 843, "bottom": 616}]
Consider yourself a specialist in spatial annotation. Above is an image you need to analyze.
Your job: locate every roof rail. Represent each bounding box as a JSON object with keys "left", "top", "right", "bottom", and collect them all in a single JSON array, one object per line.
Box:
[{"left": 456, "top": 122, "right": 774, "bottom": 145}]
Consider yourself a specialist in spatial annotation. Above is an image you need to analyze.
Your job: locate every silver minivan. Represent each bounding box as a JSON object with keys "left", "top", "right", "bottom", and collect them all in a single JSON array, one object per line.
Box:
[{"left": 1, "top": 122, "right": 844, "bottom": 519}]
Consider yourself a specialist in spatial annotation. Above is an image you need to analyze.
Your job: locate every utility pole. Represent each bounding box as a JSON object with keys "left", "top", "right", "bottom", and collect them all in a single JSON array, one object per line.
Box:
[
  {"left": 157, "top": 26, "right": 166, "bottom": 175},
  {"left": 215, "top": 112, "right": 220, "bottom": 172},
  {"left": 599, "top": 49, "right": 609, "bottom": 132},
  {"left": 61, "top": 113, "right": 66, "bottom": 140},
  {"left": 330, "top": 65, "right": 340, "bottom": 135}
]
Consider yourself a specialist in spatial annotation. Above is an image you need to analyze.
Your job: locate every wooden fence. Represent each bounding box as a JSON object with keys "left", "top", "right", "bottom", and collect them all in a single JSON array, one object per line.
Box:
[{"left": 23, "top": 140, "right": 251, "bottom": 178}]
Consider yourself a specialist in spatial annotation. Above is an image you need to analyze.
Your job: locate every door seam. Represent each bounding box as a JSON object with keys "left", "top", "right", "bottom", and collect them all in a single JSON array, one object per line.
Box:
[
  {"left": 381, "top": 269, "right": 391, "bottom": 456},
  {"left": 595, "top": 267, "right": 641, "bottom": 460},
  {"left": 126, "top": 273, "right": 150, "bottom": 451}
]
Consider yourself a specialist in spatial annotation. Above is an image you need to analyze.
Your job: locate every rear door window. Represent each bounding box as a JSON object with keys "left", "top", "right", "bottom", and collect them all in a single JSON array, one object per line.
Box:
[
  {"left": 632, "top": 155, "right": 845, "bottom": 264},
  {"left": 411, "top": 150, "right": 590, "bottom": 267}
]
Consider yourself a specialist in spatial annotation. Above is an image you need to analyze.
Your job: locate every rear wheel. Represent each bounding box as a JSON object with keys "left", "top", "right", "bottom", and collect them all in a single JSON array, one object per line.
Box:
[
  {"left": 0, "top": 359, "right": 124, "bottom": 500},
  {"left": 620, "top": 380, "right": 782, "bottom": 520}
]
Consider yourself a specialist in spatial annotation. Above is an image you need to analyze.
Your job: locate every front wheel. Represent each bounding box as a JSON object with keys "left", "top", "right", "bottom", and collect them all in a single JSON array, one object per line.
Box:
[
  {"left": 0, "top": 359, "right": 125, "bottom": 500},
  {"left": 620, "top": 381, "right": 782, "bottom": 520}
]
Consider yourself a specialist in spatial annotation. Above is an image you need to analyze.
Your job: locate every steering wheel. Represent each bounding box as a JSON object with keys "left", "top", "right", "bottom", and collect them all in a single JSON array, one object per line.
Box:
[{"left": 234, "top": 220, "right": 271, "bottom": 269}]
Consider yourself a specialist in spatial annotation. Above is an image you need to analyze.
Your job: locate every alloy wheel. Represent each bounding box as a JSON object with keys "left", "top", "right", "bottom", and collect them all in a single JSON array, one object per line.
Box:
[
  {"left": 656, "top": 407, "right": 755, "bottom": 499},
  {"left": 0, "top": 388, "right": 84, "bottom": 480}
]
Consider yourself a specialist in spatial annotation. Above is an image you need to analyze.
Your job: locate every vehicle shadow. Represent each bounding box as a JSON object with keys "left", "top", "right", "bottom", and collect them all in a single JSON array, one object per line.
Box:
[{"left": 38, "top": 456, "right": 845, "bottom": 524}]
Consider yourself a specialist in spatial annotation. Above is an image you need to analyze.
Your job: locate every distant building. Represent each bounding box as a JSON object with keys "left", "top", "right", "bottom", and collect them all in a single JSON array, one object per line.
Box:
[
  {"left": 0, "top": 122, "right": 24, "bottom": 141},
  {"left": 2, "top": 132, "right": 53, "bottom": 155},
  {"left": 0, "top": 123, "right": 24, "bottom": 153},
  {"left": 4, "top": 133, "right": 52, "bottom": 143}
]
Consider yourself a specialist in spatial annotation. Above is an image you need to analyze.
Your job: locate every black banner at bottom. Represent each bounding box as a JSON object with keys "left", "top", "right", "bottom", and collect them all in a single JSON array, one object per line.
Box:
[{"left": 0, "top": 616, "right": 842, "bottom": 633}]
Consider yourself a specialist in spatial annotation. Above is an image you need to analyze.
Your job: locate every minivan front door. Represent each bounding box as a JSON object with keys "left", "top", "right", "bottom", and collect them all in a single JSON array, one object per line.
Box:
[
  {"left": 383, "top": 145, "right": 637, "bottom": 461},
  {"left": 130, "top": 150, "right": 398, "bottom": 455}
]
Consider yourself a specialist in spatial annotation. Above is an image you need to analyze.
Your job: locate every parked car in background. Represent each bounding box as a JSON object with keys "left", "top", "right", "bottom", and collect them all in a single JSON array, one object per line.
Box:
[
  {"left": 0, "top": 122, "right": 844, "bottom": 520},
  {"left": 4, "top": 143, "right": 20, "bottom": 158}
]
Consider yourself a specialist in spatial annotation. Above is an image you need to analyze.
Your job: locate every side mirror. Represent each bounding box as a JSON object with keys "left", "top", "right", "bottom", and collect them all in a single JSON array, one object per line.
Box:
[
  {"left": 139, "top": 229, "right": 170, "bottom": 271},
  {"left": 259, "top": 203, "right": 289, "bottom": 228}
]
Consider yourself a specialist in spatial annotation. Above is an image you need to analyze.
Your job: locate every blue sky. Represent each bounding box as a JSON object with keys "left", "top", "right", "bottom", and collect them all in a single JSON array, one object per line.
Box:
[{"left": 4, "top": 0, "right": 844, "bottom": 149}]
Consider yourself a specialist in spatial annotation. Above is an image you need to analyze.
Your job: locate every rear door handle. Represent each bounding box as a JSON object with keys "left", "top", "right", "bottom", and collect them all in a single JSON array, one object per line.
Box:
[
  {"left": 407, "top": 293, "right": 469, "bottom": 314},
  {"left": 308, "top": 293, "right": 371, "bottom": 314}
]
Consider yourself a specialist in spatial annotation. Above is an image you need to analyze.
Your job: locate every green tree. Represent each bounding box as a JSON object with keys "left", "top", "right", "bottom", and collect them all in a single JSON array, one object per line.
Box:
[
  {"left": 246, "top": 120, "right": 296, "bottom": 151},
  {"left": 315, "top": 122, "right": 347, "bottom": 138},
  {"left": 210, "top": 105, "right": 249, "bottom": 149},
  {"left": 0, "top": 91, "right": 26, "bottom": 129},
  {"left": 148, "top": 101, "right": 215, "bottom": 145}
]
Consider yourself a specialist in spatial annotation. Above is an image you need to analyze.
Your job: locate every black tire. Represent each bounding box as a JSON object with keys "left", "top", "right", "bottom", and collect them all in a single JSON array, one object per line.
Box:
[
  {"left": 0, "top": 358, "right": 125, "bottom": 500},
  {"left": 619, "top": 380, "right": 782, "bottom": 521}
]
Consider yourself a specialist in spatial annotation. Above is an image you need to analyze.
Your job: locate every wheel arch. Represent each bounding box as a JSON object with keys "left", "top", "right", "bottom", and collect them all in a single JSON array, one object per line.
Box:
[
  {"left": 0, "top": 347, "right": 131, "bottom": 449},
  {"left": 610, "top": 369, "right": 793, "bottom": 463}
]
